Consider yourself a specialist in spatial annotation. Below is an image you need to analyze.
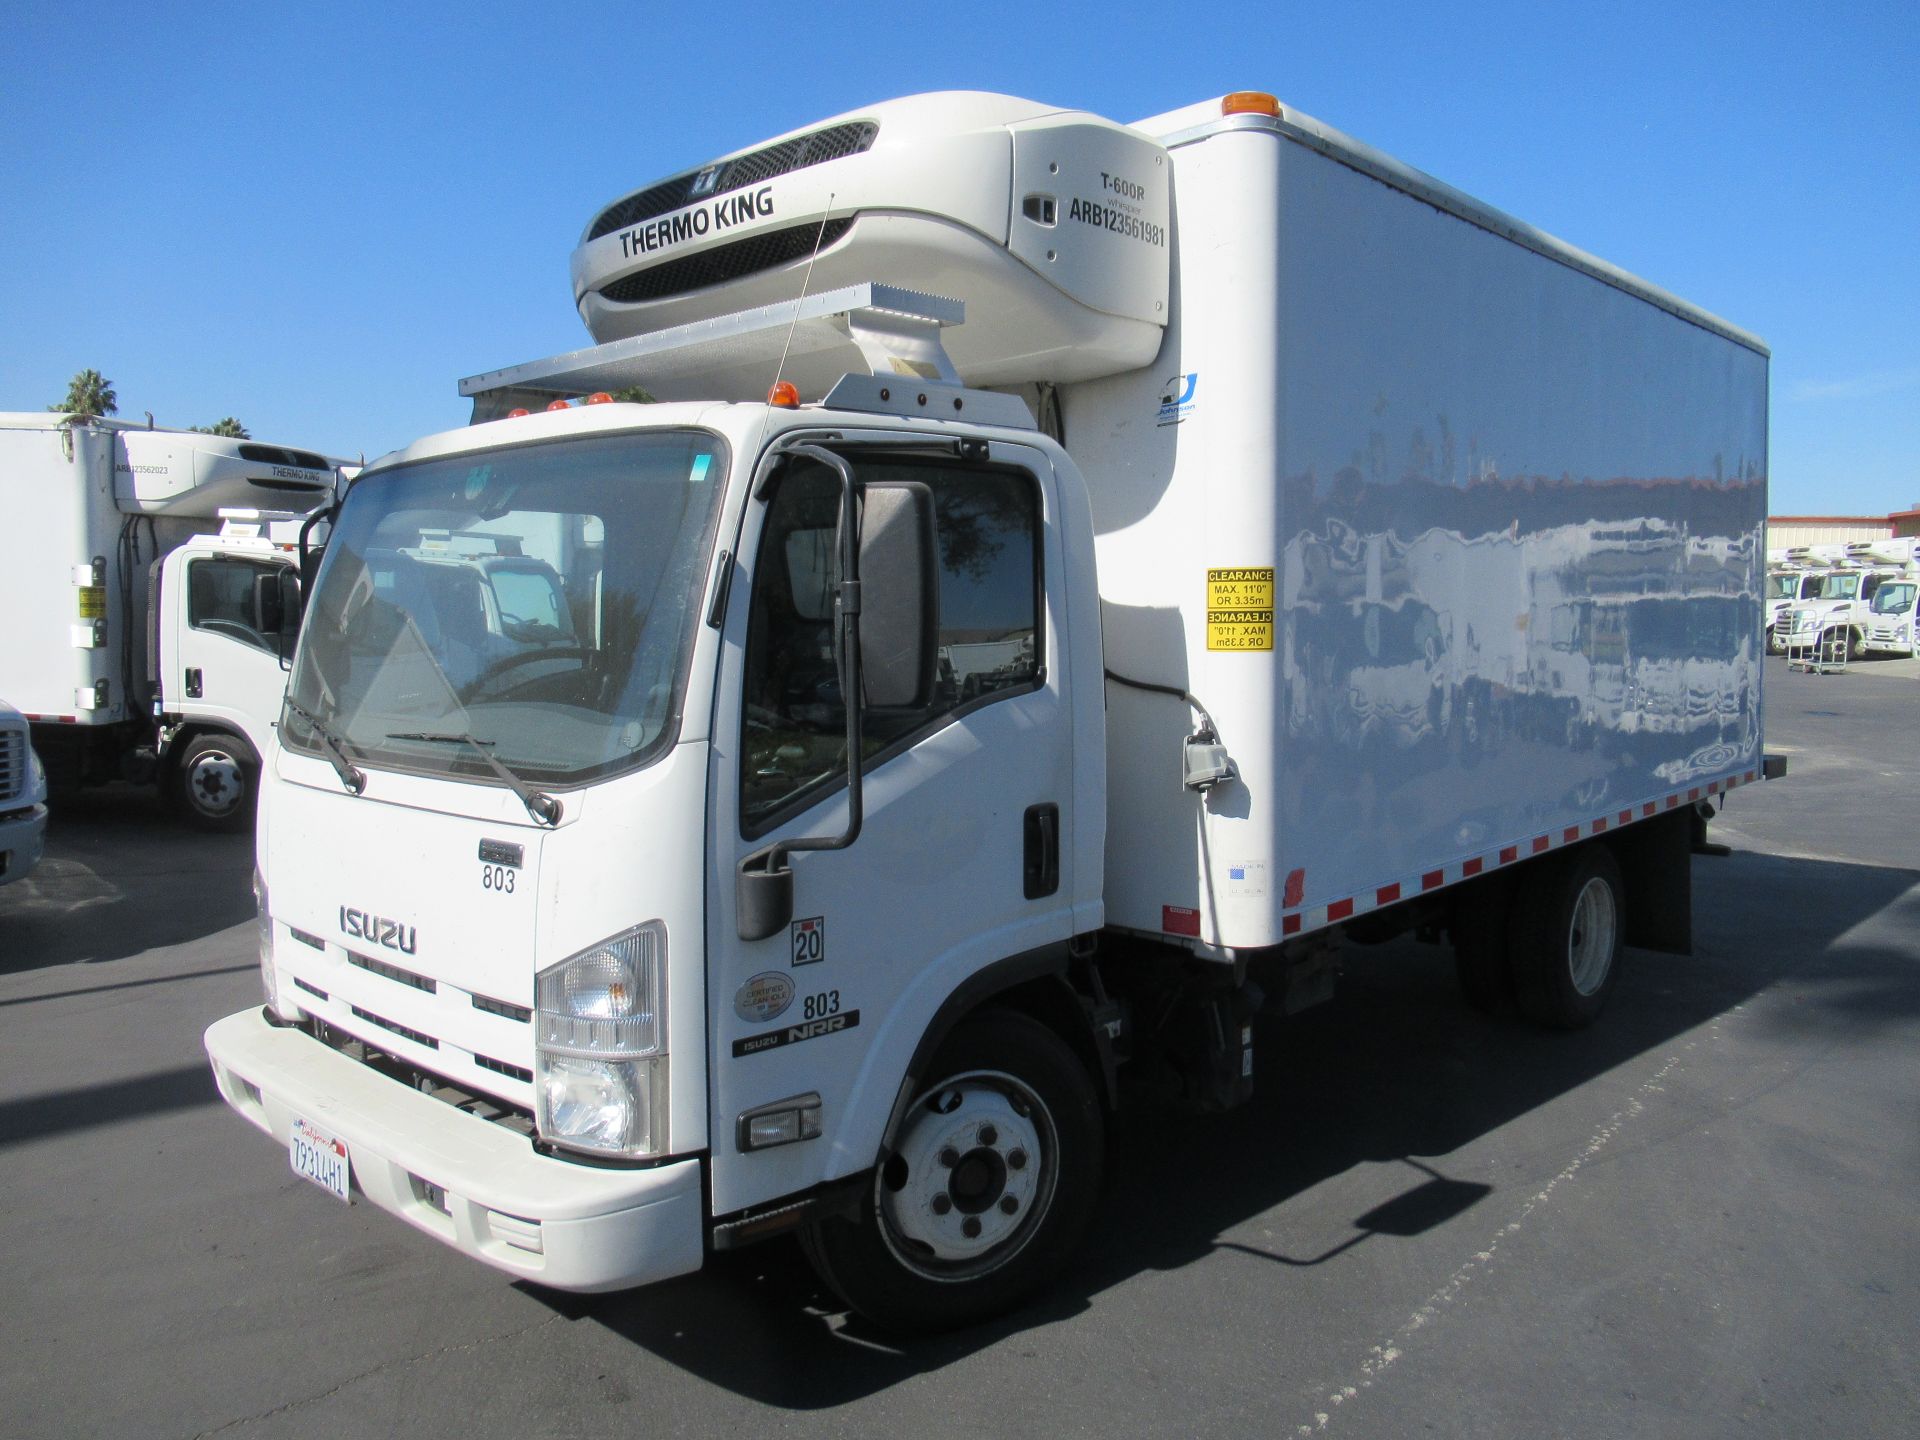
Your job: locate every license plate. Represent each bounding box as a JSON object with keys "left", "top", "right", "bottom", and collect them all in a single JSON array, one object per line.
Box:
[{"left": 290, "top": 1116, "right": 351, "bottom": 1203}]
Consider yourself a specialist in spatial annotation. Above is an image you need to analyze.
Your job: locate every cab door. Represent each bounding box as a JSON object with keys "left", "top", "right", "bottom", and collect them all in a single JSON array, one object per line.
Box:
[
  {"left": 167, "top": 551, "right": 298, "bottom": 752},
  {"left": 706, "top": 439, "right": 1080, "bottom": 1218}
]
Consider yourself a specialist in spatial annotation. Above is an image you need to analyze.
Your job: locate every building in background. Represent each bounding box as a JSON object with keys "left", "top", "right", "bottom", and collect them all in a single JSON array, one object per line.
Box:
[{"left": 1767, "top": 502, "right": 1920, "bottom": 552}]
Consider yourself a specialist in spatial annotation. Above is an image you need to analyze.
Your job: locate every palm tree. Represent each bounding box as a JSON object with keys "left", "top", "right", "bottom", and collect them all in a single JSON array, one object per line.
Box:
[
  {"left": 191, "top": 417, "right": 250, "bottom": 438},
  {"left": 49, "top": 369, "right": 118, "bottom": 419}
]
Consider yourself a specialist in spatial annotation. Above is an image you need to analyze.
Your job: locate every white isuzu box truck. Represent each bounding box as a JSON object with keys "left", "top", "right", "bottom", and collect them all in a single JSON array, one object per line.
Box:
[
  {"left": 0, "top": 416, "right": 344, "bottom": 828},
  {"left": 205, "top": 90, "right": 1775, "bottom": 1331}
]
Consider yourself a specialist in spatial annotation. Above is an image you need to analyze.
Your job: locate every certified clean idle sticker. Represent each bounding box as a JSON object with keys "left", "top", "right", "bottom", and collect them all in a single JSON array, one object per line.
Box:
[{"left": 733, "top": 971, "right": 795, "bottom": 1023}]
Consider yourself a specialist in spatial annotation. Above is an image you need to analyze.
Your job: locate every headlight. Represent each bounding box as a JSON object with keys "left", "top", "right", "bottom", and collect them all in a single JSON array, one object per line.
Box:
[
  {"left": 535, "top": 923, "right": 668, "bottom": 1158},
  {"left": 254, "top": 868, "right": 282, "bottom": 1014}
]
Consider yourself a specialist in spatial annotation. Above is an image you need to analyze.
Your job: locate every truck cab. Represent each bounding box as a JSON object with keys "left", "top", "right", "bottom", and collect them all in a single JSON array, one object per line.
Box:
[
  {"left": 151, "top": 515, "right": 310, "bottom": 828},
  {"left": 1783, "top": 565, "right": 1903, "bottom": 661},
  {"left": 209, "top": 388, "right": 1104, "bottom": 1319},
  {"left": 1861, "top": 574, "right": 1920, "bottom": 658}
]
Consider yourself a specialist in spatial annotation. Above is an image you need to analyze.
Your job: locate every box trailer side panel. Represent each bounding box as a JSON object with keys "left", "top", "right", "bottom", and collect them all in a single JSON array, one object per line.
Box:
[
  {"left": 0, "top": 423, "right": 131, "bottom": 725},
  {"left": 1082, "top": 118, "right": 1768, "bottom": 951}
]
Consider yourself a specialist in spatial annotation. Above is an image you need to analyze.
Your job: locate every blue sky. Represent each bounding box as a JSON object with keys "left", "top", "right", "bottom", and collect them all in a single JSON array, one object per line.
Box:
[{"left": 3, "top": 1, "right": 1914, "bottom": 515}]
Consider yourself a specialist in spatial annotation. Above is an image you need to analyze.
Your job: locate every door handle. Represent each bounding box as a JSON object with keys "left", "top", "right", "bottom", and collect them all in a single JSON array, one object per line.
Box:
[
  {"left": 1023, "top": 803, "right": 1059, "bottom": 899},
  {"left": 185, "top": 667, "right": 203, "bottom": 699}
]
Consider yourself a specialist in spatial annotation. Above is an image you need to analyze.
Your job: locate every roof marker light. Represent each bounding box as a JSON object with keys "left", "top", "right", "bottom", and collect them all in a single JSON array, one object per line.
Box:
[
  {"left": 507, "top": 408, "right": 530, "bottom": 418},
  {"left": 1222, "top": 91, "right": 1281, "bottom": 117},
  {"left": 545, "top": 399, "right": 572, "bottom": 412},
  {"left": 586, "top": 392, "right": 615, "bottom": 405},
  {"left": 768, "top": 381, "right": 801, "bottom": 409}
]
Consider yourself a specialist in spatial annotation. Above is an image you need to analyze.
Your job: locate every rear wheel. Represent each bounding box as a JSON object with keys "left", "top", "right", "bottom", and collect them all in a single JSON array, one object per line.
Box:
[
  {"left": 1508, "top": 845, "right": 1623, "bottom": 1029},
  {"left": 173, "top": 731, "right": 257, "bottom": 833},
  {"left": 800, "top": 1010, "right": 1103, "bottom": 1333}
]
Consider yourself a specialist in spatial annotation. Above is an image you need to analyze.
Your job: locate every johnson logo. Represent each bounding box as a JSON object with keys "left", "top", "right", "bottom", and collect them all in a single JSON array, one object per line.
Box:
[{"left": 339, "top": 906, "right": 417, "bottom": 955}]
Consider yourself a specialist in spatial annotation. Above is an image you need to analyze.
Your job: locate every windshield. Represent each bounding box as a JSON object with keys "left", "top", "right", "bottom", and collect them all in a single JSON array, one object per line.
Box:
[
  {"left": 1871, "top": 581, "right": 1916, "bottom": 615},
  {"left": 1767, "top": 573, "right": 1797, "bottom": 600},
  {"left": 1818, "top": 573, "right": 1860, "bottom": 600},
  {"left": 284, "top": 430, "right": 728, "bottom": 786}
]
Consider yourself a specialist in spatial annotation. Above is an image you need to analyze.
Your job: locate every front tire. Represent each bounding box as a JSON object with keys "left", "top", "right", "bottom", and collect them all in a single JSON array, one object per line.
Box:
[
  {"left": 1508, "top": 845, "right": 1624, "bottom": 1029},
  {"left": 173, "top": 731, "right": 257, "bottom": 833},
  {"left": 800, "top": 1010, "right": 1104, "bottom": 1333}
]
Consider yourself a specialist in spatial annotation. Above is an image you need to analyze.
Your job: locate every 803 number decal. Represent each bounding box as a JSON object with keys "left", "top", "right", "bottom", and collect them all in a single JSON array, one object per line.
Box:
[
  {"left": 803, "top": 989, "right": 840, "bottom": 1020},
  {"left": 480, "top": 865, "right": 517, "bottom": 893}
]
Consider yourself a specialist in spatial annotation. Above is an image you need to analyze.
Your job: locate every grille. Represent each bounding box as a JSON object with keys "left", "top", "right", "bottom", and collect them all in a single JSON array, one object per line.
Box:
[
  {"left": 349, "top": 951, "right": 436, "bottom": 993},
  {"left": 473, "top": 992, "right": 532, "bottom": 1023},
  {"left": 351, "top": 1004, "right": 440, "bottom": 1050},
  {"left": 475, "top": 1053, "right": 534, "bottom": 1085},
  {"left": 0, "top": 730, "right": 22, "bottom": 806},
  {"left": 595, "top": 218, "right": 853, "bottom": 306},
  {"left": 307, "top": 1019, "right": 533, "bottom": 1135},
  {"left": 238, "top": 443, "right": 330, "bottom": 471},
  {"left": 586, "top": 121, "right": 878, "bottom": 241}
]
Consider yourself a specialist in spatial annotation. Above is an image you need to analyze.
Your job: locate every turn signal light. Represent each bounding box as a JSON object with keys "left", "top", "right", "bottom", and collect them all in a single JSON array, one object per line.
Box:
[
  {"left": 768, "top": 381, "right": 801, "bottom": 409},
  {"left": 1222, "top": 91, "right": 1281, "bottom": 117}
]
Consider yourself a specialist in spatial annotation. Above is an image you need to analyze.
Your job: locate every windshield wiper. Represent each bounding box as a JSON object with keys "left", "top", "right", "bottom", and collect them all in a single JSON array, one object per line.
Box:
[
  {"left": 283, "top": 697, "right": 366, "bottom": 795},
  {"left": 386, "top": 731, "right": 562, "bottom": 827}
]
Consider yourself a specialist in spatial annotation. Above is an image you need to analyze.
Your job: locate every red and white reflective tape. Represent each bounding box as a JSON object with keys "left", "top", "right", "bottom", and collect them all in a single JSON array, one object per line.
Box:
[{"left": 1273, "top": 766, "right": 1760, "bottom": 941}]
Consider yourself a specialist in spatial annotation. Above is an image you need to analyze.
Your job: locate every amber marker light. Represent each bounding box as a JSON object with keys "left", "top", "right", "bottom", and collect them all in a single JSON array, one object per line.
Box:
[
  {"left": 586, "top": 392, "right": 615, "bottom": 405},
  {"left": 1222, "top": 91, "right": 1281, "bottom": 116},
  {"left": 507, "top": 408, "right": 530, "bottom": 418},
  {"left": 768, "top": 381, "right": 801, "bottom": 409},
  {"left": 546, "top": 399, "right": 572, "bottom": 412}
]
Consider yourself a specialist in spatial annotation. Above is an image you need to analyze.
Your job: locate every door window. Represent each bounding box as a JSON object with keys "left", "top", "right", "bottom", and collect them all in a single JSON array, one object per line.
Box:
[
  {"left": 187, "top": 557, "right": 287, "bottom": 652},
  {"left": 741, "top": 455, "right": 1041, "bottom": 834}
]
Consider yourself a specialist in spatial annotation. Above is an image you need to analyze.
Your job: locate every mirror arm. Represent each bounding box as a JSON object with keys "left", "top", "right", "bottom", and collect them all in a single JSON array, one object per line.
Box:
[{"left": 737, "top": 443, "right": 865, "bottom": 941}]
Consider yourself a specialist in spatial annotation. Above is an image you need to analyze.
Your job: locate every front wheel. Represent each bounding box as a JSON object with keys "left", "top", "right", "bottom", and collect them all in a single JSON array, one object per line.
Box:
[
  {"left": 800, "top": 1010, "right": 1104, "bottom": 1333},
  {"left": 173, "top": 731, "right": 257, "bottom": 833}
]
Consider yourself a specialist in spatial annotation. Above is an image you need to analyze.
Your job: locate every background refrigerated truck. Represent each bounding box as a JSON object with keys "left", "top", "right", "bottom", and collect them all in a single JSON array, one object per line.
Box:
[
  {"left": 206, "top": 89, "right": 1775, "bottom": 1332},
  {"left": 0, "top": 415, "right": 345, "bottom": 828}
]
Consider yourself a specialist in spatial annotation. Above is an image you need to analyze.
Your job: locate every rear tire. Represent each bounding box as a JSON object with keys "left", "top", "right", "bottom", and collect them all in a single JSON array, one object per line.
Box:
[
  {"left": 800, "top": 1010, "right": 1104, "bottom": 1334},
  {"left": 1508, "top": 845, "right": 1624, "bottom": 1030},
  {"left": 173, "top": 731, "right": 257, "bottom": 833}
]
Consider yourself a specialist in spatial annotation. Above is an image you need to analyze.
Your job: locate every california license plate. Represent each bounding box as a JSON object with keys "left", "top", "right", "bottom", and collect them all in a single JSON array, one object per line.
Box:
[{"left": 290, "top": 1115, "right": 351, "bottom": 1203}]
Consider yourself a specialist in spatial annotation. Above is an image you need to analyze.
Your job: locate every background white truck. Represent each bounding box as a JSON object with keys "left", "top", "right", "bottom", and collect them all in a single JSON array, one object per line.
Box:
[
  {"left": 0, "top": 415, "right": 343, "bottom": 828},
  {"left": 0, "top": 699, "right": 49, "bottom": 886},
  {"left": 1780, "top": 540, "right": 1919, "bottom": 663},
  {"left": 207, "top": 89, "right": 1775, "bottom": 1331}
]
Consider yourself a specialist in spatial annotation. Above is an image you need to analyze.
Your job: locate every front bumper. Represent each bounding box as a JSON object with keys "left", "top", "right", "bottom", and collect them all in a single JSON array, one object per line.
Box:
[
  {"left": 0, "top": 803, "right": 47, "bottom": 886},
  {"left": 205, "top": 1008, "right": 704, "bottom": 1293}
]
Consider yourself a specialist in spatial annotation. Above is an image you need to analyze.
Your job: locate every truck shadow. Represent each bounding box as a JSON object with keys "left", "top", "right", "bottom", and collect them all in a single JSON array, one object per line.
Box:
[
  {"left": 561, "top": 846, "right": 1920, "bottom": 1406},
  {"left": 0, "top": 785, "right": 254, "bottom": 975}
]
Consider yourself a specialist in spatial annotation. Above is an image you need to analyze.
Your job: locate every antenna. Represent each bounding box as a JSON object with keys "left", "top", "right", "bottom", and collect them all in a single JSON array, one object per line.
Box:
[{"left": 769, "top": 192, "right": 838, "bottom": 402}]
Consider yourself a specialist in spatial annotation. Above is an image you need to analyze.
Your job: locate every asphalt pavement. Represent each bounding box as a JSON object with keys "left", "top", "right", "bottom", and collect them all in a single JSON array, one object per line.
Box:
[{"left": 2, "top": 654, "right": 1914, "bottom": 1439}]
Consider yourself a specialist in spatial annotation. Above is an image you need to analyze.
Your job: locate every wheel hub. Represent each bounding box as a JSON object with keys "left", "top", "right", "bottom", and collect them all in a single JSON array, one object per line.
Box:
[
  {"left": 187, "top": 752, "right": 243, "bottom": 816},
  {"left": 880, "top": 1076, "right": 1049, "bottom": 1268},
  {"left": 1567, "top": 875, "right": 1618, "bottom": 996}
]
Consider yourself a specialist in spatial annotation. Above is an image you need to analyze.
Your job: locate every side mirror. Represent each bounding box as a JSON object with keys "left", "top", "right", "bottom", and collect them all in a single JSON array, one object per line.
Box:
[
  {"left": 856, "top": 481, "right": 939, "bottom": 708},
  {"left": 253, "top": 571, "right": 285, "bottom": 634},
  {"left": 264, "top": 570, "right": 303, "bottom": 664}
]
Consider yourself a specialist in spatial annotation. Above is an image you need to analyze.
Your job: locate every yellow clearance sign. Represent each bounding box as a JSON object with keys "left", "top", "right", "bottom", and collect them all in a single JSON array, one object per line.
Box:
[{"left": 1206, "top": 568, "right": 1274, "bottom": 651}]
